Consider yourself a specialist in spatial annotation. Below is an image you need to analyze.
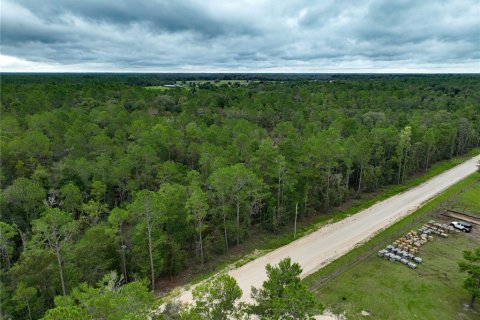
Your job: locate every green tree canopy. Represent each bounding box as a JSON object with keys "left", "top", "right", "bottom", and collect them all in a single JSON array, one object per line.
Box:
[
  {"left": 3, "top": 177, "right": 46, "bottom": 226},
  {"left": 42, "top": 272, "right": 155, "bottom": 320},
  {"left": 31, "top": 208, "right": 78, "bottom": 295},
  {"left": 459, "top": 247, "right": 480, "bottom": 309},
  {"left": 250, "top": 258, "right": 320, "bottom": 319},
  {"left": 187, "top": 274, "right": 242, "bottom": 320}
]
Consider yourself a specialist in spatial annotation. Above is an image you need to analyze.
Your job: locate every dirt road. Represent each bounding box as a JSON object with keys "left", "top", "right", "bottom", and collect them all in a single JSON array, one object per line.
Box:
[{"left": 174, "top": 155, "right": 480, "bottom": 304}]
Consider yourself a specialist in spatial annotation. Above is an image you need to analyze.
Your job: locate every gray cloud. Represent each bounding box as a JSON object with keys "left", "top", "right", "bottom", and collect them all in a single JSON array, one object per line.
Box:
[
  {"left": 1, "top": 0, "right": 479, "bottom": 72},
  {"left": 11, "top": 0, "right": 258, "bottom": 37}
]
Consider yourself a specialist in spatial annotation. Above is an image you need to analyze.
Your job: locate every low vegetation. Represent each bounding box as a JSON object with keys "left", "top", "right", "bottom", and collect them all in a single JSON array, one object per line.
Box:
[
  {"left": 144, "top": 86, "right": 174, "bottom": 91},
  {"left": 176, "top": 79, "right": 255, "bottom": 86},
  {"left": 459, "top": 247, "right": 480, "bottom": 310},
  {"left": 449, "top": 181, "right": 480, "bottom": 215}
]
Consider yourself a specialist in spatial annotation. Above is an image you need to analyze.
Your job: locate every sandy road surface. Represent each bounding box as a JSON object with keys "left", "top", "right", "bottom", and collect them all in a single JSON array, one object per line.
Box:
[{"left": 174, "top": 155, "right": 480, "bottom": 304}]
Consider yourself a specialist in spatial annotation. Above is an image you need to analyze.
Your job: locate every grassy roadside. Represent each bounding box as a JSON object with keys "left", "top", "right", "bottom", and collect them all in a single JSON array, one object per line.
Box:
[
  {"left": 448, "top": 182, "right": 480, "bottom": 215},
  {"left": 307, "top": 172, "right": 480, "bottom": 319},
  {"left": 315, "top": 232, "right": 480, "bottom": 319},
  {"left": 167, "top": 149, "right": 479, "bottom": 294}
]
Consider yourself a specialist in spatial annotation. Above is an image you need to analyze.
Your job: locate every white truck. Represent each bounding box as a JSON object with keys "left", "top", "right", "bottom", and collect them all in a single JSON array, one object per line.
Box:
[{"left": 450, "top": 221, "right": 472, "bottom": 233}]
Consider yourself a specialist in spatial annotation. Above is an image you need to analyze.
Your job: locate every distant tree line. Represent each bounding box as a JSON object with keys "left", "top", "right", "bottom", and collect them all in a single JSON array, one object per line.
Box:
[{"left": 0, "top": 75, "right": 479, "bottom": 318}]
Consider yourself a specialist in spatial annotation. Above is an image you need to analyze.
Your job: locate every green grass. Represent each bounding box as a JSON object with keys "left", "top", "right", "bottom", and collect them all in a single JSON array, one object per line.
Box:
[
  {"left": 144, "top": 86, "right": 174, "bottom": 91},
  {"left": 308, "top": 172, "right": 480, "bottom": 320},
  {"left": 450, "top": 182, "right": 480, "bottom": 216},
  {"left": 315, "top": 234, "right": 479, "bottom": 320},
  {"left": 175, "top": 80, "right": 256, "bottom": 86}
]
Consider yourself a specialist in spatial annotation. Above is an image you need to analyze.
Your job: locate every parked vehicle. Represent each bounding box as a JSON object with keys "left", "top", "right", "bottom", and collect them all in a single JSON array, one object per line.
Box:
[{"left": 450, "top": 221, "right": 472, "bottom": 233}]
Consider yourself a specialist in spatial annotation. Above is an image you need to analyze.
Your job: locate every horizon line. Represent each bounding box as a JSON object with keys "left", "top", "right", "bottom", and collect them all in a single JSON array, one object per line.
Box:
[{"left": 2, "top": 71, "right": 480, "bottom": 75}]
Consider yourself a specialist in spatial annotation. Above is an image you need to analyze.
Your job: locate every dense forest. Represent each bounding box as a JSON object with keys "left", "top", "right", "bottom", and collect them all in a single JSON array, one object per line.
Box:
[{"left": 1, "top": 74, "right": 479, "bottom": 319}]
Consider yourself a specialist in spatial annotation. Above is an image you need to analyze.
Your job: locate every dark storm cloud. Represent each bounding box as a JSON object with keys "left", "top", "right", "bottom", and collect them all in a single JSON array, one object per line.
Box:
[
  {"left": 10, "top": 0, "right": 258, "bottom": 37},
  {"left": 1, "top": 0, "right": 479, "bottom": 72}
]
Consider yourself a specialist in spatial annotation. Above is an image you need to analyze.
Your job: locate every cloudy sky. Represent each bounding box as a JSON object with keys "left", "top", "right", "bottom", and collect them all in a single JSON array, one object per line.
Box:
[{"left": 1, "top": 0, "right": 479, "bottom": 72}]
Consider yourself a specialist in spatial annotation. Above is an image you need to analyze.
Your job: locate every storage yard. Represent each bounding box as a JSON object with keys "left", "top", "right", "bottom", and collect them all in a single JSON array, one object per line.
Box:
[{"left": 377, "top": 220, "right": 455, "bottom": 269}]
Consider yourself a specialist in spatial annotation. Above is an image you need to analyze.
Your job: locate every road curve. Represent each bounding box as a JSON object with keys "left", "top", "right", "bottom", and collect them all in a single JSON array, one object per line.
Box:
[{"left": 174, "top": 154, "right": 480, "bottom": 303}]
